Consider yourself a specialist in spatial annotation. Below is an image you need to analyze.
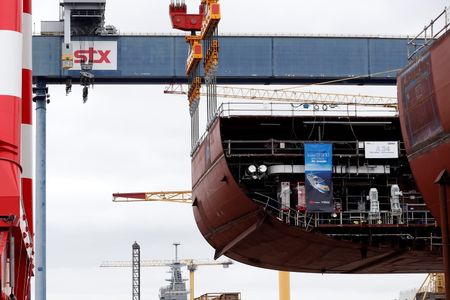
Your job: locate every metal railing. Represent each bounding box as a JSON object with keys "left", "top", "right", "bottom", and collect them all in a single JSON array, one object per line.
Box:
[
  {"left": 223, "top": 139, "right": 405, "bottom": 158},
  {"left": 218, "top": 102, "right": 398, "bottom": 119},
  {"left": 252, "top": 192, "right": 436, "bottom": 231},
  {"left": 190, "top": 101, "right": 399, "bottom": 155},
  {"left": 312, "top": 204, "right": 435, "bottom": 227},
  {"left": 253, "top": 192, "right": 315, "bottom": 231},
  {"left": 408, "top": 6, "right": 450, "bottom": 59}
]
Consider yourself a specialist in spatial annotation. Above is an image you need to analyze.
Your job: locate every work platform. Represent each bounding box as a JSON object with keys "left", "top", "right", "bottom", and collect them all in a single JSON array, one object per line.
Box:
[{"left": 33, "top": 35, "right": 409, "bottom": 85}]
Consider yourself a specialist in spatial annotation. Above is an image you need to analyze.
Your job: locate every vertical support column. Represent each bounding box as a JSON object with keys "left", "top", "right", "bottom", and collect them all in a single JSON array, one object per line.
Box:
[
  {"left": 435, "top": 170, "right": 450, "bottom": 299},
  {"left": 34, "top": 79, "right": 48, "bottom": 300},
  {"left": 278, "top": 271, "right": 291, "bottom": 300},
  {"left": 132, "top": 242, "right": 140, "bottom": 300},
  {"left": 188, "top": 266, "right": 196, "bottom": 300}
]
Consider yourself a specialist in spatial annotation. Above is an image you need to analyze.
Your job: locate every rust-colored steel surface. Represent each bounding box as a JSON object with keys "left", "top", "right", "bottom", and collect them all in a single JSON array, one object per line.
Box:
[
  {"left": 398, "top": 30, "right": 450, "bottom": 223},
  {"left": 192, "top": 119, "right": 443, "bottom": 273}
]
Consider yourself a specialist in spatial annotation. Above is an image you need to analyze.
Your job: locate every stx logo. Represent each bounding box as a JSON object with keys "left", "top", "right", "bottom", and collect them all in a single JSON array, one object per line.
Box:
[
  {"left": 68, "top": 41, "right": 118, "bottom": 70},
  {"left": 74, "top": 48, "right": 112, "bottom": 64}
]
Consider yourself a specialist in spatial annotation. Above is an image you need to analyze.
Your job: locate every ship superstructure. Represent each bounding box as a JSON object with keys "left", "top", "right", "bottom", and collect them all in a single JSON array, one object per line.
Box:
[
  {"left": 159, "top": 244, "right": 188, "bottom": 300},
  {"left": 159, "top": 262, "right": 188, "bottom": 300}
]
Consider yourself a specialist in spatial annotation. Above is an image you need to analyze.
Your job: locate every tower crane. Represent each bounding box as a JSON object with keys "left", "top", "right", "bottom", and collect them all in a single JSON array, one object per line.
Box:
[
  {"left": 113, "top": 191, "right": 192, "bottom": 203},
  {"left": 112, "top": 191, "right": 292, "bottom": 300},
  {"left": 101, "top": 243, "right": 232, "bottom": 300},
  {"left": 163, "top": 84, "right": 399, "bottom": 109}
]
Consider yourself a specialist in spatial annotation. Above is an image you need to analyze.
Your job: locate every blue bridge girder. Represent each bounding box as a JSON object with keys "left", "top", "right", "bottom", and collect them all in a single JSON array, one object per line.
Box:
[{"left": 33, "top": 35, "right": 410, "bottom": 85}]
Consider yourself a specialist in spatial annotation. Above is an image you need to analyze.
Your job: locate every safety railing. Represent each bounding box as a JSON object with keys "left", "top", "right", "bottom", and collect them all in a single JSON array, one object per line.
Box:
[
  {"left": 404, "top": 203, "right": 437, "bottom": 226},
  {"left": 253, "top": 193, "right": 316, "bottom": 231},
  {"left": 251, "top": 192, "right": 436, "bottom": 231},
  {"left": 224, "top": 139, "right": 359, "bottom": 157},
  {"left": 408, "top": 6, "right": 450, "bottom": 59},
  {"left": 191, "top": 101, "right": 399, "bottom": 155},
  {"left": 223, "top": 139, "right": 405, "bottom": 158},
  {"left": 312, "top": 205, "right": 435, "bottom": 227},
  {"left": 218, "top": 102, "right": 398, "bottom": 119}
]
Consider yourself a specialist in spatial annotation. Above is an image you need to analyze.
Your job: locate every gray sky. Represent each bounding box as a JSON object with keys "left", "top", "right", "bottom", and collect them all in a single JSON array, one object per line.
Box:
[{"left": 31, "top": 1, "right": 449, "bottom": 299}]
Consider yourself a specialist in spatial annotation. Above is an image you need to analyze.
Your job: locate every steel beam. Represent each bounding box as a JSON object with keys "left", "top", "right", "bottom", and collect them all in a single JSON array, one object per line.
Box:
[{"left": 32, "top": 35, "right": 410, "bottom": 85}]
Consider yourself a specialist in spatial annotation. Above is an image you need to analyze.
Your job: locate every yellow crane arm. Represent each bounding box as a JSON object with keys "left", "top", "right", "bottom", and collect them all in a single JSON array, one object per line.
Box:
[{"left": 112, "top": 191, "right": 192, "bottom": 203}]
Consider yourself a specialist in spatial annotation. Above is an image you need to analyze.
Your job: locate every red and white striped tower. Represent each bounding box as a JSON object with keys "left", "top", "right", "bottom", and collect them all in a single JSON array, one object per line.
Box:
[
  {"left": 0, "top": 0, "right": 26, "bottom": 299},
  {"left": 22, "top": 0, "right": 33, "bottom": 237},
  {"left": 22, "top": 0, "right": 34, "bottom": 298},
  {"left": 0, "top": 2, "right": 23, "bottom": 198}
]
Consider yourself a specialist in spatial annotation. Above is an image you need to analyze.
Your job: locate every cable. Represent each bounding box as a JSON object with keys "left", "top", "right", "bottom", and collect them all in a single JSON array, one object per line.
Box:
[
  {"left": 277, "top": 68, "right": 403, "bottom": 91},
  {"left": 347, "top": 116, "right": 358, "bottom": 141},
  {"left": 307, "top": 115, "right": 317, "bottom": 140},
  {"left": 321, "top": 116, "right": 326, "bottom": 140}
]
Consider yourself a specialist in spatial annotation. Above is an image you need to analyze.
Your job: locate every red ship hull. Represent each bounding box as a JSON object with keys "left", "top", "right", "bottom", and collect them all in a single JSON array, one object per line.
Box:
[
  {"left": 192, "top": 116, "right": 443, "bottom": 273},
  {"left": 397, "top": 30, "right": 450, "bottom": 223}
]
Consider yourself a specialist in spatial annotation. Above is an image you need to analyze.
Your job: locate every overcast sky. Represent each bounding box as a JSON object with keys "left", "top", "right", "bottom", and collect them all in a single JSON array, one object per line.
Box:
[{"left": 30, "top": 1, "right": 449, "bottom": 300}]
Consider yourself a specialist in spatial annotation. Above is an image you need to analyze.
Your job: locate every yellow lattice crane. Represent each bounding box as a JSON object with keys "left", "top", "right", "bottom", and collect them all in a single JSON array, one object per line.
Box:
[{"left": 113, "top": 190, "right": 292, "bottom": 300}]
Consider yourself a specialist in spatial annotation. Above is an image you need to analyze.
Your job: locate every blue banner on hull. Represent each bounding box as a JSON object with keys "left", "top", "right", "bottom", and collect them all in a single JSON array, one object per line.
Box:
[{"left": 304, "top": 143, "right": 333, "bottom": 212}]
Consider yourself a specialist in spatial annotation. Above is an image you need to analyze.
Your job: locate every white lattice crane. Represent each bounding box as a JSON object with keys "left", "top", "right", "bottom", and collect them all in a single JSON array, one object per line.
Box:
[
  {"left": 164, "top": 84, "right": 398, "bottom": 109},
  {"left": 112, "top": 191, "right": 192, "bottom": 203},
  {"left": 101, "top": 243, "right": 232, "bottom": 300}
]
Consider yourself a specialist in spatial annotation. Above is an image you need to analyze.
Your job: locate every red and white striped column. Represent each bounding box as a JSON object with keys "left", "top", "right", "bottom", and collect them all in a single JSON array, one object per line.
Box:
[
  {"left": 21, "top": 1, "right": 33, "bottom": 297},
  {"left": 22, "top": 0, "right": 33, "bottom": 236},
  {"left": 0, "top": 0, "right": 23, "bottom": 215}
]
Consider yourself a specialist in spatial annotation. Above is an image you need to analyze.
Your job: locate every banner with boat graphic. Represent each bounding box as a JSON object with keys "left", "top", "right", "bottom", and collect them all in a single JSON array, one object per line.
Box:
[{"left": 304, "top": 143, "right": 333, "bottom": 212}]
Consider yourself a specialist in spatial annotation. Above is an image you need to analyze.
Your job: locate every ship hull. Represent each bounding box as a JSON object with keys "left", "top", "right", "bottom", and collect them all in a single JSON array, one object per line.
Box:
[
  {"left": 192, "top": 117, "right": 443, "bottom": 273},
  {"left": 397, "top": 30, "right": 450, "bottom": 223}
]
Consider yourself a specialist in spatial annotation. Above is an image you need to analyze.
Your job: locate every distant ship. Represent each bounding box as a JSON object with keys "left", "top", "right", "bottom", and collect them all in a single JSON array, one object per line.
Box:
[
  {"left": 159, "top": 260, "right": 188, "bottom": 300},
  {"left": 397, "top": 7, "right": 450, "bottom": 223},
  {"left": 191, "top": 102, "right": 443, "bottom": 273}
]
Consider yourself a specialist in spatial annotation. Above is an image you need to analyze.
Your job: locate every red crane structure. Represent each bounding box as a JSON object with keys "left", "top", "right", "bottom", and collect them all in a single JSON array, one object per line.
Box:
[
  {"left": 169, "top": 0, "right": 205, "bottom": 32},
  {"left": 0, "top": 0, "right": 34, "bottom": 299}
]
